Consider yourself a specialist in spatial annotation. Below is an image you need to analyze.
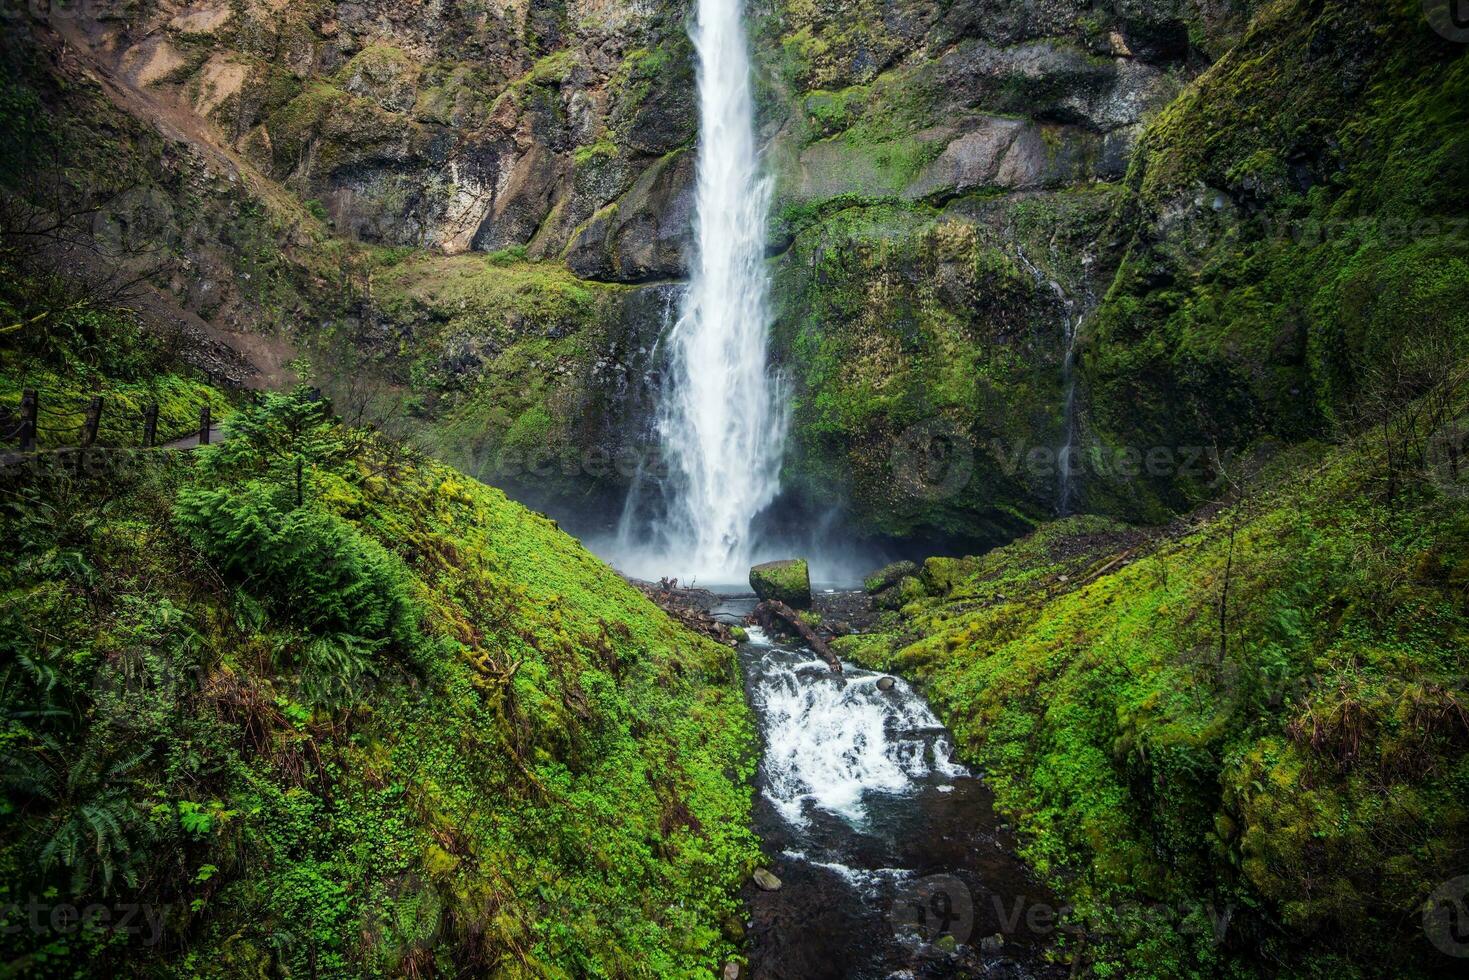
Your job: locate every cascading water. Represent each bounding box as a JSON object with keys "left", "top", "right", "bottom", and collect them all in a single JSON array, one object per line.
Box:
[
  {"left": 610, "top": 0, "right": 786, "bottom": 584},
  {"left": 1015, "top": 240, "right": 1088, "bottom": 517},
  {"left": 1056, "top": 308, "right": 1081, "bottom": 516},
  {"left": 746, "top": 629, "right": 967, "bottom": 831},
  {"left": 717, "top": 602, "right": 1062, "bottom": 978}
]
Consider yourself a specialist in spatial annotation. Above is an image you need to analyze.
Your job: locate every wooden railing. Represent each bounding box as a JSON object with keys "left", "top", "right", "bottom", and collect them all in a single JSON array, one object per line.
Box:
[{"left": 3, "top": 389, "right": 218, "bottom": 456}]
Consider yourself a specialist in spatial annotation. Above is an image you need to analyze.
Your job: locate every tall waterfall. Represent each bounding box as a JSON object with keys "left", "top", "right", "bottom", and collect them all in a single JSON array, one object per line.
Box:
[{"left": 613, "top": 0, "right": 786, "bottom": 583}]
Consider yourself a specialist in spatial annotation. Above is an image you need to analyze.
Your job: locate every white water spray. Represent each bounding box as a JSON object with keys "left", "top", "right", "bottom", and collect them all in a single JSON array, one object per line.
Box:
[
  {"left": 611, "top": 0, "right": 786, "bottom": 583},
  {"left": 746, "top": 641, "right": 967, "bottom": 829}
]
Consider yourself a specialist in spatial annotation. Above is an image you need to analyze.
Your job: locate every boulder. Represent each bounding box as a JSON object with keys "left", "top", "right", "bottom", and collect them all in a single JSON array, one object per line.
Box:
[
  {"left": 920, "top": 556, "right": 980, "bottom": 596},
  {"left": 872, "top": 575, "right": 929, "bottom": 611},
  {"left": 752, "top": 867, "right": 782, "bottom": 891},
  {"left": 876, "top": 676, "right": 897, "bottom": 692},
  {"left": 864, "top": 560, "right": 919, "bottom": 594},
  {"left": 749, "top": 559, "right": 812, "bottom": 609}
]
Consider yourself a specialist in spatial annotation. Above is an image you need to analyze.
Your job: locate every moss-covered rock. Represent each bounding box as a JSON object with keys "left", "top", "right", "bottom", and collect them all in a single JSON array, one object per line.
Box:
[
  {"left": 863, "top": 560, "right": 919, "bottom": 594},
  {"left": 749, "top": 558, "right": 813, "bottom": 608},
  {"left": 770, "top": 190, "right": 1118, "bottom": 545},
  {"left": 919, "top": 555, "right": 980, "bottom": 596},
  {"left": 1074, "top": 0, "right": 1469, "bottom": 519},
  {"left": 871, "top": 574, "right": 928, "bottom": 611}
]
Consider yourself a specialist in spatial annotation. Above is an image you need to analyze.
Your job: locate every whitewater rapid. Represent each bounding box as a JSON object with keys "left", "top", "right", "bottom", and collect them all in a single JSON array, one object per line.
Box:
[
  {"left": 742, "top": 626, "right": 967, "bottom": 830},
  {"left": 729, "top": 602, "right": 1059, "bottom": 978}
]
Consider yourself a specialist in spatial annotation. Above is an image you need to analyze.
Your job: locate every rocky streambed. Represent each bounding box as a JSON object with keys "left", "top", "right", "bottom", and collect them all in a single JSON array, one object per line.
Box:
[{"left": 711, "top": 592, "right": 1066, "bottom": 980}]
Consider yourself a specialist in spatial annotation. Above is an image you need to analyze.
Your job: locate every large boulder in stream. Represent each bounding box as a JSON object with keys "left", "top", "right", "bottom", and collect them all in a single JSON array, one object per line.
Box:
[{"left": 749, "top": 559, "right": 812, "bottom": 609}]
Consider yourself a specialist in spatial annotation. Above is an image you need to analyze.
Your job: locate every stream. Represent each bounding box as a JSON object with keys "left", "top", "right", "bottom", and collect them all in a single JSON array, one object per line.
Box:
[{"left": 714, "top": 594, "right": 1065, "bottom": 979}]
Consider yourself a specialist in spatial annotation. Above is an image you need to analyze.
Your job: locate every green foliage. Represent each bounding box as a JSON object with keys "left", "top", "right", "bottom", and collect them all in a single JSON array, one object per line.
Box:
[
  {"left": 841, "top": 423, "right": 1469, "bottom": 975},
  {"left": 176, "top": 480, "right": 422, "bottom": 659},
  {"left": 1, "top": 347, "right": 757, "bottom": 977}
]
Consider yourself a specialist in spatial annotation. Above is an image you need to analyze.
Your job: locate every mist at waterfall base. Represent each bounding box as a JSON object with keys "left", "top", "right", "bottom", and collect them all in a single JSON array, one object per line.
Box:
[{"left": 594, "top": 476, "right": 891, "bottom": 589}]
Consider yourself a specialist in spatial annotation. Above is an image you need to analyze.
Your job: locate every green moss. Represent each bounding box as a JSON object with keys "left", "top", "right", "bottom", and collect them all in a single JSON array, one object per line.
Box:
[
  {"left": 838, "top": 426, "right": 1469, "bottom": 975},
  {"left": 334, "top": 250, "right": 637, "bottom": 502},
  {"left": 572, "top": 138, "right": 617, "bottom": 166},
  {"left": 0, "top": 384, "right": 759, "bottom": 976},
  {"left": 771, "top": 190, "right": 1118, "bottom": 542},
  {"left": 523, "top": 48, "right": 576, "bottom": 88},
  {"left": 749, "top": 559, "right": 812, "bottom": 608},
  {"left": 1080, "top": 0, "right": 1469, "bottom": 517},
  {"left": 871, "top": 575, "right": 927, "bottom": 612}
]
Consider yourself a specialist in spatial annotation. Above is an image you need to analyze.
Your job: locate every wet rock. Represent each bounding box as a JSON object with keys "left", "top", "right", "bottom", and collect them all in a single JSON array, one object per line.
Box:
[
  {"left": 864, "top": 560, "right": 920, "bottom": 594},
  {"left": 723, "top": 962, "right": 741, "bottom": 980},
  {"left": 749, "top": 559, "right": 812, "bottom": 609},
  {"left": 981, "top": 933, "right": 1005, "bottom": 953},
  {"left": 752, "top": 867, "right": 782, "bottom": 891},
  {"left": 565, "top": 149, "right": 696, "bottom": 282},
  {"left": 872, "top": 575, "right": 928, "bottom": 611},
  {"left": 877, "top": 676, "right": 897, "bottom": 692}
]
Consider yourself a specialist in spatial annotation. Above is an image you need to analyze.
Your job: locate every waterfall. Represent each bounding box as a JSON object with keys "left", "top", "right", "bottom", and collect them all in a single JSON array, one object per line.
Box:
[
  {"left": 610, "top": 0, "right": 787, "bottom": 584},
  {"left": 1056, "top": 309, "right": 1081, "bottom": 516}
]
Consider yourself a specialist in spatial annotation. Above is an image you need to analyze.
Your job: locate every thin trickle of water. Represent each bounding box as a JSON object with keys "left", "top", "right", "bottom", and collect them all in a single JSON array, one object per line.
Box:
[
  {"left": 1057, "top": 307, "right": 1082, "bottom": 516},
  {"left": 608, "top": 0, "right": 786, "bottom": 583},
  {"left": 1015, "top": 241, "right": 1086, "bottom": 516}
]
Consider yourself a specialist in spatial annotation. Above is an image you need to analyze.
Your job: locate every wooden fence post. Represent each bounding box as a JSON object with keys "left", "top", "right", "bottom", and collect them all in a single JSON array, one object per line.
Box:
[
  {"left": 142, "top": 403, "right": 158, "bottom": 447},
  {"left": 19, "top": 389, "right": 37, "bottom": 452},
  {"left": 199, "top": 404, "right": 211, "bottom": 446},
  {"left": 82, "top": 396, "right": 102, "bottom": 448}
]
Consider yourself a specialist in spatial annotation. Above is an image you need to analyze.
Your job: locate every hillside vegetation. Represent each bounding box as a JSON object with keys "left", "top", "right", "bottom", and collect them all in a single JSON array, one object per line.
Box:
[
  {"left": 841, "top": 413, "right": 1469, "bottom": 975},
  {"left": 0, "top": 271, "right": 757, "bottom": 976}
]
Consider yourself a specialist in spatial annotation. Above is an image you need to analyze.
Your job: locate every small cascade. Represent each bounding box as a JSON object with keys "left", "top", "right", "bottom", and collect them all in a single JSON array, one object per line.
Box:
[
  {"left": 728, "top": 599, "right": 1061, "bottom": 979},
  {"left": 744, "top": 634, "right": 966, "bottom": 829}
]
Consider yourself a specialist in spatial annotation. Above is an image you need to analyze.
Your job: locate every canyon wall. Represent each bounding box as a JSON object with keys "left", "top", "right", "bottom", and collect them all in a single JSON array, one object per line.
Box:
[{"left": 11, "top": 0, "right": 1467, "bottom": 549}]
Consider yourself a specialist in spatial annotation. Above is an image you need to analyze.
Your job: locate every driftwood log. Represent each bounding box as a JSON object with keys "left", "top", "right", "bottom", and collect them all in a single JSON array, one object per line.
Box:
[
  {"left": 754, "top": 600, "right": 842, "bottom": 673},
  {"left": 628, "top": 578, "right": 736, "bottom": 646}
]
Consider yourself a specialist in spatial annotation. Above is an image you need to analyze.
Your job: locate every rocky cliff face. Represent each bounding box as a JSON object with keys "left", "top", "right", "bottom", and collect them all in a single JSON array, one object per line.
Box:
[
  {"left": 10, "top": 0, "right": 1467, "bottom": 550},
  {"left": 753, "top": 0, "right": 1205, "bottom": 545},
  {"left": 83, "top": 0, "right": 698, "bottom": 276}
]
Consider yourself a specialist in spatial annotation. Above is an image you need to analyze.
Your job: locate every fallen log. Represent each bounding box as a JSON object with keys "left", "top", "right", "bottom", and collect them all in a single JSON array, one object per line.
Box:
[
  {"left": 627, "top": 577, "right": 735, "bottom": 646},
  {"left": 753, "top": 600, "right": 842, "bottom": 673}
]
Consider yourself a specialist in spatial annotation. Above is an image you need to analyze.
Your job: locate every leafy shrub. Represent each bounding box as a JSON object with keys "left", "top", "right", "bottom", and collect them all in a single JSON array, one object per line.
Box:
[{"left": 175, "top": 480, "right": 422, "bottom": 661}]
